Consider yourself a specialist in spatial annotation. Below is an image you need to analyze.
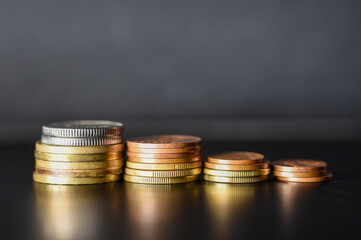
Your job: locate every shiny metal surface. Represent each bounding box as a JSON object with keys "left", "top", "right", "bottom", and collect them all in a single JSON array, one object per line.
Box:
[{"left": 1, "top": 141, "right": 360, "bottom": 240}]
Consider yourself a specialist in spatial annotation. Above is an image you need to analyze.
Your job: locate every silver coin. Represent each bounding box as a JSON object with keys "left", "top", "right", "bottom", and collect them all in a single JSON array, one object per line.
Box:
[
  {"left": 41, "top": 135, "right": 123, "bottom": 146},
  {"left": 42, "top": 120, "right": 123, "bottom": 137}
]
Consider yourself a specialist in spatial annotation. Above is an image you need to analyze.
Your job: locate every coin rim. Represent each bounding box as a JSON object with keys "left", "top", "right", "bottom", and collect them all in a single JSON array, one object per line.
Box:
[
  {"left": 204, "top": 160, "right": 270, "bottom": 170},
  {"left": 203, "top": 168, "right": 271, "bottom": 177},
  {"left": 127, "top": 156, "right": 202, "bottom": 163},
  {"left": 275, "top": 173, "right": 333, "bottom": 182},
  {"left": 273, "top": 170, "right": 327, "bottom": 178},
  {"left": 126, "top": 161, "right": 203, "bottom": 170},
  {"left": 123, "top": 174, "right": 200, "bottom": 184},
  {"left": 203, "top": 174, "right": 269, "bottom": 183},
  {"left": 34, "top": 150, "right": 124, "bottom": 162},
  {"left": 35, "top": 159, "right": 124, "bottom": 170},
  {"left": 33, "top": 172, "right": 121, "bottom": 185},
  {"left": 127, "top": 151, "right": 201, "bottom": 159},
  {"left": 126, "top": 135, "right": 202, "bottom": 149},
  {"left": 125, "top": 167, "right": 202, "bottom": 177},
  {"left": 35, "top": 141, "right": 124, "bottom": 154}
]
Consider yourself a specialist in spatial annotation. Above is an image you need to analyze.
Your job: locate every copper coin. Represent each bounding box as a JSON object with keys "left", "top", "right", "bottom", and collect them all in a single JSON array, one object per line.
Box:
[
  {"left": 208, "top": 151, "right": 264, "bottom": 165},
  {"left": 276, "top": 173, "right": 333, "bottom": 182},
  {"left": 127, "top": 135, "right": 202, "bottom": 149},
  {"left": 127, "top": 146, "right": 201, "bottom": 153},
  {"left": 272, "top": 159, "right": 327, "bottom": 172},
  {"left": 127, "top": 151, "right": 200, "bottom": 159},
  {"left": 273, "top": 170, "right": 327, "bottom": 178},
  {"left": 127, "top": 156, "right": 202, "bottom": 164},
  {"left": 204, "top": 160, "right": 270, "bottom": 170}
]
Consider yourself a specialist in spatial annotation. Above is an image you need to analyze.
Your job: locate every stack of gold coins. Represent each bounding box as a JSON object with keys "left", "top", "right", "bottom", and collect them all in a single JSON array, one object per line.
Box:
[
  {"left": 124, "top": 135, "right": 203, "bottom": 184},
  {"left": 203, "top": 151, "right": 271, "bottom": 183},
  {"left": 33, "top": 120, "right": 125, "bottom": 185},
  {"left": 272, "top": 159, "right": 333, "bottom": 182}
]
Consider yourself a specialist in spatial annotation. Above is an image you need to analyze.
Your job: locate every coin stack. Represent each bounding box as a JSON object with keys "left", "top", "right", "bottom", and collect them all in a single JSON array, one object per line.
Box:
[
  {"left": 124, "top": 135, "right": 203, "bottom": 184},
  {"left": 272, "top": 159, "right": 333, "bottom": 182},
  {"left": 33, "top": 120, "right": 125, "bottom": 185},
  {"left": 203, "top": 151, "right": 271, "bottom": 183}
]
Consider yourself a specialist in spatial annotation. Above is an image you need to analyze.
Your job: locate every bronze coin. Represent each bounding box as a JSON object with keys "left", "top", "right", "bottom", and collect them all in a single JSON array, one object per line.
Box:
[
  {"left": 127, "top": 156, "right": 202, "bottom": 164},
  {"left": 127, "top": 151, "right": 200, "bottom": 159},
  {"left": 276, "top": 173, "right": 333, "bottom": 182},
  {"left": 273, "top": 170, "right": 327, "bottom": 178},
  {"left": 127, "top": 135, "right": 202, "bottom": 149},
  {"left": 127, "top": 146, "right": 201, "bottom": 153},
  {"left": 272, "top": 159, "right": 327, "bottom": 172},
  {"left": 204, "top": 160, "right": 270, "bottom": 171},
  {"left": 208, "top": 151, "right": 264, "bottom": 165}
]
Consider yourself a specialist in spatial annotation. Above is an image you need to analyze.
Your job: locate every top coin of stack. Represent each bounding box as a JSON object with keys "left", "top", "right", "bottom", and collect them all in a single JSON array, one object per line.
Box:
[
  {"left": 203, "top": 151, "right": 271, "bottom": 183},
  {"left": 272, "top": 159, "right": 332, "bottom": 182},
  {"left": 124, "top": 135, "right": 203, "bottom": 184},
  {"left": 33, "top": 120, "right": 125, "bottom": 185}
]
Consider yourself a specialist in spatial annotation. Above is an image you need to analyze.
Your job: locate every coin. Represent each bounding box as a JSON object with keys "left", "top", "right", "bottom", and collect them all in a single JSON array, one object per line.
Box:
[
  {"left": 127, "top": 156, "right": 202, "bottom": 164},
  {"left": 35, "top": 159, "right": 124, "bottom": 170},
  {"left": 126, "top": 161, "right": 203, "bottom": 170},
  {"left": 41, "top": 135, "right": 123, "bottom": 146},
  {"left": 125, "top": 167, "right": 202, "bottom": 177},
  {"left": 204, "top": 160, "right": 270, "bottom": 171},
  {"left": 33, "top": 172, "right": 120, "bottom": 185},
  {"left": 208, "top": 151, "right": 264, "bottom": 165},
  {"left": 34, "top": 151, "right": 123, "bottom": 162},
  {"left": 35, "top": 167, "right": 122, "bottom": 177},
  {"left": 123, "top": 174, "right": 200, "bottom": 184},
  {"left": 42, "top": 120, "right": 124, "bottom": 137},
  {"left": 272, "top": 159, "right": 327, "bottom": 172},
  {"left": 127, "top": 135, "right": 202, "bottom": 149},
  {"left": 127, "top": 146, "right": 201, "bottom": 153},
  {"left": 203, "top": 168, "right": 271, "bottom": 177},
  {"left": 273, "top": 170, "right": 327, "bottom": 178},
  {"left": 35, "top": 141, "right": 124, "bottom": 154},
  {"left": 276, "top": 173, "right": 333, "bottom": 182},
  {"left": 203, "top": 174, "right": 269, "bottom": 183},
  {"left": 127, "top": 151, "right": 200, "bottom": 159}
]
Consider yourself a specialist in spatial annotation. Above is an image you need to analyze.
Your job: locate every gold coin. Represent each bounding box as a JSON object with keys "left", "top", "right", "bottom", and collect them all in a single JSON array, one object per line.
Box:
[
  {"left": 33, "top": 172, "right": 120, "bottom": 185},
  {"left": 126, "top": 161, "right": 203, "bottom": 170},
  {"left": 35, "top": 159, "right": 124, "bottom": 170},
  {"left": 127, "top": 146, "right": 201, "bottom": 153},
  {"left": 203, "top": 168, "right": 271, "bottom": 177},
  {"left": 276, "top": 173, "right": 333, "bottom": 183},
  {"left": 35, "top": 167, "right": 122, "bottom": 177},
  {"left": 273, "top": 170, "right": 327, "bottom": 178},
  {"left": 125, "top": 167, "right": 202, "bottom": 177},
  {"left": 127, "top": 151, "right": 200, "bottom": 159},
  {"left": 123, "top": 174, "right": 200, "bottom": 184},
  {"left": 272, "top": 159, "right": 327, "bottom": 172},
  {"left": 204, "top": 160, "right": 270, "bottom": 171},
  {"left": 35, "top": 141, "right": 125, "bottom": 154},
  {"left": 127, "top": 156, "right": 202, "bottom": 164},
  {"left": 208, "top": 151, "right": 264, "bottom": 165},
  {"left": 127, "top": 135, "right": 202, "bottom": 149},
  {"left": 203, "top": 174, "right": 269, "bottom": 183},
  {"left": 34, "top": 151, "right": 123, "bottom": 162}
]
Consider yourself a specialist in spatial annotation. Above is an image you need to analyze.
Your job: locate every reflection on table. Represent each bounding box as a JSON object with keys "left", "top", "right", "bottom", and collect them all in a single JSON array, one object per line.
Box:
[{"left": 34, "top": 182, "right": 121, "bottom": 240}]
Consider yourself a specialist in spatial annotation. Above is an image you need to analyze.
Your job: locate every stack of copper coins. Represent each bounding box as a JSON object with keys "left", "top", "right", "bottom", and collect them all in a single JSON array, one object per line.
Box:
[
  {"left": 203, "top": 151, "right": 271, "bottom": 183},
  {"left": 33, "top": 120, "right": 125, "bottom": 185},
  {"left": 272, "top": 159, "right": 333, "bottom": 182},
  {"left": 124, "top": 135, "right": 203, "bottom": 184}
]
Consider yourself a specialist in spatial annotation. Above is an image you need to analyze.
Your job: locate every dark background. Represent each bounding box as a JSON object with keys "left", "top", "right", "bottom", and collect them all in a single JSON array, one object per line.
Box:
[{"left": 1, "top": 0, "right": 360, "bottom": 143}]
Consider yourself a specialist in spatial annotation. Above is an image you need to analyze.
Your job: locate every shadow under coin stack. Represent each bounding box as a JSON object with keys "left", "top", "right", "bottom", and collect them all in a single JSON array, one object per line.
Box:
[
  {"left": 203, "top": 151, "right": 271, "bottom": 183},
  {"left": 33, "top": 120, "right": 125, "bottom": 185},
  {"left": 272, "top": 159, "right": 333, "bottom": 182},
  {"left": 124, "top": 135, "right": 203, "bottom": 184}
]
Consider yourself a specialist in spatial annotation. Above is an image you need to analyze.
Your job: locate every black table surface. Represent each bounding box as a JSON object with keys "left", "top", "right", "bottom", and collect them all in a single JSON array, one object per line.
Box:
[{"left": 1, "top": 141, "right": 360, "bottom": 240}]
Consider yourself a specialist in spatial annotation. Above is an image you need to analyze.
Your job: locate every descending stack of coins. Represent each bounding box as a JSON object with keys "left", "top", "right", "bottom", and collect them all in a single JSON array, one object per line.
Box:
[
  {"left": 203, "top": 151, "right": 271, "bottom": 183},
  {"left": 272, "top": 159, "right": 332, "bottom": 182},
  {"left": 124, "top": 135, "right": 203, "bottom": 184},
  {"left": 33, "top": 120, "right": 125, "bottom": 185}
]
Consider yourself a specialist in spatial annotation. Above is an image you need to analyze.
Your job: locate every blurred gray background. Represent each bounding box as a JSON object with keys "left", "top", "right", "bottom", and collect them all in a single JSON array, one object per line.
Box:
[{"left": 1, "top": 0, "right": 360, "bottom": 143}]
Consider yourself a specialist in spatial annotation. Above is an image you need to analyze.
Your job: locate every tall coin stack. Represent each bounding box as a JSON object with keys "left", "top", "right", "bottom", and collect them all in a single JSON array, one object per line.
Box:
[
  {"left": 124, "top": 135, "right": 203, "bottom": 184},
  {"left": 203, "top": 151, "right": 271, "bottom": 183},
  {"left": 33, "top": 120, "right": 125, "bottom": 185},
  {"left": 272, "top": 159, "right": 333, "bottom": 182}
]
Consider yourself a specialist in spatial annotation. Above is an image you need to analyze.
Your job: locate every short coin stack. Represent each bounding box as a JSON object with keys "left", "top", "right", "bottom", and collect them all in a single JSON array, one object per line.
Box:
[
  {"left": 272, "top": 159, "right": 332, "bottom": 182},
  {"left": 124, "top": 135, "right": 203, "bottom": 184},
  {"left": 33, "top": 120, "right": 125, "bottom": 185},
  {"left": 203, "top": 151, "right": 271, "bottom": 183}
]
